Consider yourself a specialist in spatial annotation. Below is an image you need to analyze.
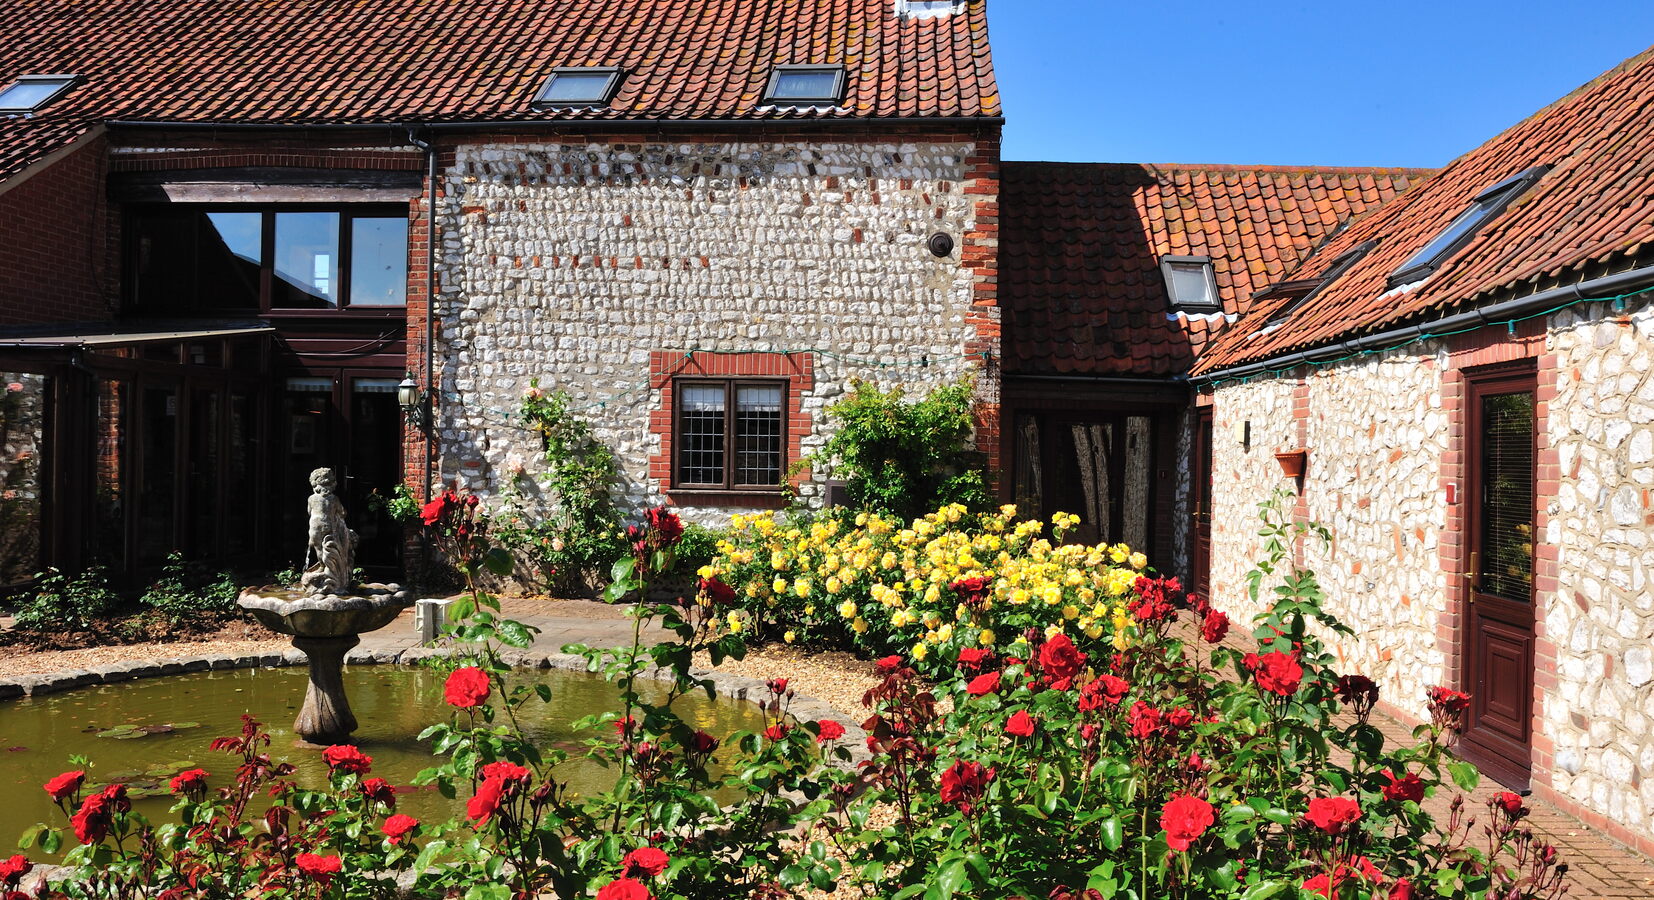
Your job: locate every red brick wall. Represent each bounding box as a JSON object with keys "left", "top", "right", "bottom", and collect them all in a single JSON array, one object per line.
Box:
[
  {"left": 964, "top": 130, "right": 1003, "bottom": 483},
  {"left": 648, "top": 350, "right": 815, "bottom": 509},
  {"left": 0, "top": 136, "right": 116, "bottom": 326}
]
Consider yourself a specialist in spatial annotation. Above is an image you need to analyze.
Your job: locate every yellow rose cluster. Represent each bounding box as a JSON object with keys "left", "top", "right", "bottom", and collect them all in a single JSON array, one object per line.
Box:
[{"left": 707, "top": 504, "right": 1150, "bottom": 671}]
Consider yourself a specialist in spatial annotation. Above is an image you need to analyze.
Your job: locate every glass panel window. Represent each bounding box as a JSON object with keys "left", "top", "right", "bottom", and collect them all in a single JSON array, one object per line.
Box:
[
  {"left": 765, "top": 66, "right": 844, "bottom": 104},
  {"left": 0, "top": 373, "right": 49, "bottom": 586},
  {"left": 274, "top": 212, "right": 341, "bottom": 308},
  {"left": 350, "top": 217, "right": 408, "bottom": 306},
  {"left": 678, "top": 385, "right": 726, "bottom": 486},
  {"left": 735, "top": 385, "right": 784, "bottom": 486},
  {"left": 535, "top": 69, "right": 622, "bottom": 105},
  {"left": 0, "top": 76, "right": 76, "bottom": 111},
  {"left": 1161, "top": 257, "right": 1217, "bottom": 310},
  {"left": 1479, "top": 391, "right": 1535, "bottom": 601}
]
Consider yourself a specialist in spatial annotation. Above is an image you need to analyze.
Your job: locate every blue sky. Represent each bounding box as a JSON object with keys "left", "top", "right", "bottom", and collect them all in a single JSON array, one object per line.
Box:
[{"left": 987, "top": 1, "right": 1654, "bottom": 167}]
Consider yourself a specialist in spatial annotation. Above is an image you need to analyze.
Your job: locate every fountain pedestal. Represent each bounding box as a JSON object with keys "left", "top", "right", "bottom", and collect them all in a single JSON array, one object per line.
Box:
[{"left": 292, "top": 634, "right": 362, "bottom": 744}]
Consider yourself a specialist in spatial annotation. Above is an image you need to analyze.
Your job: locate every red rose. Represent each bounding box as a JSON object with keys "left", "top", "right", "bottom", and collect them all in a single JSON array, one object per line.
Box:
[
  {"left": 322, "top": 744, "right": 373, "bottom": 776},
  {"left": 1038, "top": 633, "right": 1087, "bottom": 682},
  {"left": 1253, "top": 651, "right": 1303, "bottom": 696},
  {"left": 444, "top": 666, "right": 492, "bottom": 709},
  {"left": 1004, "top": 710, "right": 1036, "bottom": 737},
  {"left": 938, "top": 759, "right": 995, "bottom": 815},
  {"left": 466, "top": 776, "right": 506, "bottom": 826},
  {"left": 966, "top": 672, "right": 1002, "bottom": 696},
  {"left": 0, "top": 855, "right": 28, "bottom": 889},
  {"left": 43, "top": 770, "right": 85, "bottom": 801},
  {"left": 1389, "top": 878, "right": 1415, "bottom": 899},
  {"left": 479, "top": 761, "right": 532, "bottom": 785},
  {"left": 597, "top": 878, "right": 652, "bottom": 900},
  {"left": 763, "top": 724, "right": 789, "bottom": 741},
  {"left": 419, "top": 495, "right": 447, "bottom": 526},
  {"left": 1427, "top": 685, "right": 1471, "bottom": 715},
  {"left": 875, "top": 655, "right": 903, "bottom": 673},
  {"left": 295, "top": 853, "right": 342, "bottom": 882},
  {"left": 1127, "top": 701, "right": 1161, "bottom": 739},
  {"left": 1080, "top": 674, "right": 1129, "bottom": 712},
  {"left": 1380, "top": 769, "right": 1424, "bottom": 804},
  {"left": 100, "top": 783, "right": 130, "bottom": 815},
  {"left": 950, "top": 576, "right": 993, "bottom": 607},
  {"left": 1302, "top": 871, "right": 1342, "bottom": 899},
  {"left": 622, "top": 846, "right": 671, "bottom": 877},
  {"left": 646, "top": 506, "right": 684, "bottom": 547},
  {"left": 1494, "top": 791, "right": 1527, "bottom": 820},
  {"left": 956, "top": 647, "right": 994, "bottom": 672},
  {"left": 689, "top": 730, "right": 719, "bottom": 753},
  {"left": 1160, "top": 794, "right": 1215, "bottom": 851},
  {"left": 815, "top": 720, "right": 846, "bottom": 743},
  {"left": 698, "top": 577, "right": 737, "bottom": 605},
  {"left": 70, "top": 791, "right": 111, "bottom": 844},
  {"left": 169, "top": 768, "right": 209, "bottom": 797},
  {"left": 1166, "top": 706, "right": 1194, "bottom": 730},
  {"left": 767, "top": 678, "right": 789, "bottom": 694},
  {"left": 1200, "top": 608, "right": 1229, "bottom": 643},
  {"left": 382, "top": 814, "right": 419, "bottom": 846},
  {"left": 1336, "top": 674, "right": 1379, "bottom": 708},
  {"left": 1304, "top": 796, "right": 1362, "bottom": 834},
  {"left": 361, "top": 776, "right": 397, "bottom": 809}
]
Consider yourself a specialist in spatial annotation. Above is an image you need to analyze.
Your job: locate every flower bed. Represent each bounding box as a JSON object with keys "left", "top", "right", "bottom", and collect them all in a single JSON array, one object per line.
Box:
[{"left": 5, "top": 500, "right": 1569, "bottom": 899}]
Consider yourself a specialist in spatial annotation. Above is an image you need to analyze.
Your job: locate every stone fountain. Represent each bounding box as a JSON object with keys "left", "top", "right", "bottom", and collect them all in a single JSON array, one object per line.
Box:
[{"left": 239, "top": 467, "right": 412, "bottom": 745}]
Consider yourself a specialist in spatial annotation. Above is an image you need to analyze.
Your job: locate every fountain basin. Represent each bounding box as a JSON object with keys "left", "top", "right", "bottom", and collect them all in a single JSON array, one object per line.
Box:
[{"left": 238, "top": 585, "right": 413, "bottom": 638}]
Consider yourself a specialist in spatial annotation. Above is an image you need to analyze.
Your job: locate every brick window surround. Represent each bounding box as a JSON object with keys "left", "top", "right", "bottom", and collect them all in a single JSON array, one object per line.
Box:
[{"left": 649, "top": 351, "right": 814, "bottom": 508}]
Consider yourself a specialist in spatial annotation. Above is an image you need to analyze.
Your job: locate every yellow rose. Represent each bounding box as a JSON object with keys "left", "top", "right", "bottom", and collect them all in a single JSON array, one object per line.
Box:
[
  {"left": 937, "top": 623, "right": 954, "bottom": 643},
  {"left": 726, "top": 612, "right": 744, "bottom": 633},
  {"left": 839, "top": 600, "right": 858, "bottom": 619},
  {"left": 852, "top": 617, "right": 869, "bottom": 634},
  {"left": 795, "top": 579, "right": 813, "bottom": 598},
  {"left": 784, "top": 630, "right": 796, "bottom": 643},
  {"left": 978, "top": 628, "right": 995, "bottom": 646},
  {"left": 804, "top": 604, "right": 816, "bottom": 616},
  {"left": 773, "top": 578, "right": 787, "bottom": 594},
  {"left": 1010, "top": 588, "right": 1030, "bottom": 606},
  {"left": 911, "top": 642, "right": 928, "bottom": 661},
  {"left": 826, "top": 576, "right": 842, "bottom": 595},
  {"left": 1129, "top": 552, "right": 1148, "bottom": 570},
  {"left": 1062, "top": 604, "right": 1079, "bottom": 620}
]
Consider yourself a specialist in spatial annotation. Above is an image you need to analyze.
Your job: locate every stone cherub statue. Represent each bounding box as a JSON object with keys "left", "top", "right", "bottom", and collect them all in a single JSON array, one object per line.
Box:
[{"left": 301, "top": 467, "right": 357, "bottom": 596}]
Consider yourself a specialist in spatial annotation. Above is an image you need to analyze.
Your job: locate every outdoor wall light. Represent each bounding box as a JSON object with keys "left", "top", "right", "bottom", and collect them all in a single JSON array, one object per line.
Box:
[{"left": 397, "top": 374, "right": 428, "bottom": 430}]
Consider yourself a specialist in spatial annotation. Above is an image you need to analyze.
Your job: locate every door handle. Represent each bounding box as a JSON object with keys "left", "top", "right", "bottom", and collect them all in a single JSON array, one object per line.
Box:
[{"left": 1464, "top": 551, "right": 1478, "bottom": 603}]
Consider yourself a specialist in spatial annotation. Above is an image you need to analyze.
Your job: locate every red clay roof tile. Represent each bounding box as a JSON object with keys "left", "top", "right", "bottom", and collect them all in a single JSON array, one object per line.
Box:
[{"left": 1001, "top": 162, "right": 1426, "bottom": 378}]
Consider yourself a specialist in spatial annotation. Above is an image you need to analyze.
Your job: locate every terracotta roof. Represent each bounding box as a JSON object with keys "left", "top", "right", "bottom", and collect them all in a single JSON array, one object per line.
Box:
[
  {"left": 0, "top": 0, "right": 999, "bottom": 182},
  {"left": 1000, "top": 162, "right": 1427, "bottom": 377},
  {"left": 1195, "top": 47, "right": 1654, "bottom": 376}
]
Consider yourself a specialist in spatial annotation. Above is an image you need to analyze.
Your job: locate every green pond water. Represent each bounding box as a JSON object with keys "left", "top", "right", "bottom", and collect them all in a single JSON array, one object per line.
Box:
[{"left": 0, "top": 665, "right": 767, "bottom": 853}]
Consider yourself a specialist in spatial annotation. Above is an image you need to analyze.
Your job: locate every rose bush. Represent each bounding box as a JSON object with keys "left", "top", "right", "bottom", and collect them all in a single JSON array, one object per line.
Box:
[
  {"left": 8, "top": 494, "right": 1569, "bottom": 900},
  {"left": 706, "top": 503, "right": 1161, "bottom": 676}
]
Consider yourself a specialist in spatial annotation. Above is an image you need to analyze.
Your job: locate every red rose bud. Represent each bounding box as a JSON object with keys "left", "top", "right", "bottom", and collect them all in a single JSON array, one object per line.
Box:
[
  {"left": 1494, "top": 791, "right": 1527, "bottom": 820},
  {"left": 766, "top": 678, "right": 789, "bottom": 695},
  {"left": 1304, "top": 795, "right": 1362, "bottom": 834},
  {"left": 1160, "top": 794, "right": 1215, "bottom": 851},
  {"left": 1200, "top": 608, "right": 1229, "bottom": 643},
  {"left": 444, "top": 666, "right": 492, "bottom": 709}
]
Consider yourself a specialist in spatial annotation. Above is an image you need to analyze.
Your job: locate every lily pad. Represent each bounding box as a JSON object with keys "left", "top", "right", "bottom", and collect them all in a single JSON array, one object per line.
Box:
[
  {"left": 95, "top": 726, "right": 141, "bottom": 738},
  {"left": 169, "top": 722, "right": 201, "bottom": 730}
]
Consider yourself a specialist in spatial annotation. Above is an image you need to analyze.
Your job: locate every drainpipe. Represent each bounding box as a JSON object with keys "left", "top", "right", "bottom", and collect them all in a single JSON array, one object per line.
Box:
[
  {"left": 405, "top": 128, "right": 438, "bottom": 502},
  {"left": 1194, "top": 263, "right": 1654, "bottom": 385}
]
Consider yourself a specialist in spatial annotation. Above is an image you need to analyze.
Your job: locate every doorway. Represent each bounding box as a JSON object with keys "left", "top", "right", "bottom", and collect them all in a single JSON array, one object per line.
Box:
[
  {"left": 1013, "top": 410, "right": 1160, "bottom": 552},
  {"left": 1459, "top": 366, "right": 1538, "bottom": 789},
  {"left": 1192, "top": 406, "right": 1213, "bottom": 598},
  {"left": 278, "top": 372, "right": 405, "bottom": 576}
]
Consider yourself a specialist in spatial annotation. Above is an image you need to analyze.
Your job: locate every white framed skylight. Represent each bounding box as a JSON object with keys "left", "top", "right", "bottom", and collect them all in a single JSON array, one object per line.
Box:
[
  {"left": 531, "top": 67, "right": 625, "bottom": 108},
  {"left": 0, "top": 75, "right": 81, "bottom": 113},
  {"left": 1387, "top": 165, "right": 1550, "bottom": 287},
  {"left": 897, "top": 0, "right": 966, "bottom": 18},
  {"left": 762, "top": 65, "right": 846, "bottom": 106},
  {"left": 1161, "top": 255, "right": 1220, "bottom": 312}
]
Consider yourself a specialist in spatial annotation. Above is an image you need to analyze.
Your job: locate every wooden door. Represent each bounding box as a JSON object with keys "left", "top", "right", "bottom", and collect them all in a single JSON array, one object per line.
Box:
[
  {"left": 1460, "top": 369, "right": 1537, "bottom": 789},
  {"left": 1192, "top": 407, "right": 1213, "bottom": 598}
]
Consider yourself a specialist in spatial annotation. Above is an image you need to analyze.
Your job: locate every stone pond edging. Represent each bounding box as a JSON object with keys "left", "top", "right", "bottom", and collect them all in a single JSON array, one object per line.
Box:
[{"left": 0, "top": 646, "right": 872, "bottom": 767}]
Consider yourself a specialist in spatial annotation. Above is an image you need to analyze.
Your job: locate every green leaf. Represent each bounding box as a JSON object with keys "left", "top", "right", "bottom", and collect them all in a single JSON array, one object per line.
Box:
[
  {"left": 1447, "top": 759, "right": 1481, "bottom": 791},
  {"left": 610, "top": 556, "right": 637, "bottom": 584},
  {"left": 1238, "top": 880, "right": 1291, "bottom": 900},
  {"left": 482, "top": 546, "right": 515, "bottom": 576},
  {"left": 496, "top": 618, "right": 537, "bottom": 648},
  {"left": 1098, "top": 816, "right": 1123, "bottom": 851},
  {"left": 935, "top": 856, "right": 969, "bottom": 899}
]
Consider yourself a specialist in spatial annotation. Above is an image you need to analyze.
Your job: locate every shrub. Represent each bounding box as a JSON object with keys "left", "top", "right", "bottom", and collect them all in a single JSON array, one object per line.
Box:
[
  {"left": 10, "top": 565, "right": 120, "bottom": 631},
  {"left": 803, "top": 378, "right": 990, "bottom": 520},
  {"left": 707, "top": 503, "right": 1143, "bottom": 673},
  {"left": 139, "top": 552, "right": 239, "bottom": 623}
]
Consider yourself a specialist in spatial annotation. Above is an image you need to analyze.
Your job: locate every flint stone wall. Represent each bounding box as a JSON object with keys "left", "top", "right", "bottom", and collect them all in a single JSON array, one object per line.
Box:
[{"left": 432, "top": 138, "right": 984, "bottom": 526}]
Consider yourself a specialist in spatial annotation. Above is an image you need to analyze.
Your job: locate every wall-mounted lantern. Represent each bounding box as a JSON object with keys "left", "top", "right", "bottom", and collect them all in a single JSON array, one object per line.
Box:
[{"left": 398, "top": 374, "right": 428, "bottom": 430}]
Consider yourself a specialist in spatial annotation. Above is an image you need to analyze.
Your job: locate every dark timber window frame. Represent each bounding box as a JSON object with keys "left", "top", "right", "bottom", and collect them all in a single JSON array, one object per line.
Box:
[
  {"left": 1262, "top": 240, "right": 1379, "bottom": 328},
  {"left": 762, "top": 65, "right": 847, "bottom": 107},
  {"left": 1388, "top": 166, "right": 1550, "bottom": 287},
  {"left": 530, "top": 67, "right": 626, "bottom": 108},
  {"left": 672, "top": 378, "right": 788, "bottom": 492},
  {"left": 124, "top": 203, "right": 410, "bottom": 317}
]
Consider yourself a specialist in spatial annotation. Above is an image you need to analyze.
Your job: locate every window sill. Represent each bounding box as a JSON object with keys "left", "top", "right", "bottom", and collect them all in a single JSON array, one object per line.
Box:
[{"left": 666, "top": 489, "right": 789, "bottom": 509}]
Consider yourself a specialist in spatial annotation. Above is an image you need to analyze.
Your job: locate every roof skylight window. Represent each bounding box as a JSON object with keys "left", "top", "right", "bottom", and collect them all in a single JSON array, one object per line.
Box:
[
  {"left": 1161, "top": 256, "right": 1221, "bottom": 312},
  {"left": 1264, "top": 240, "right": 1378, "bottom": 327},
  {"left": 1387, "top": 165, "right": 1550, "bottom": 286},
  {"left": 763, "top": 65, "right": 846, "bottom": 106},
  {"left": 531, "top": 67, "right": 624, "bottom": 108},
  {"left": 0, "top": 75, "right": 80, "bottom": 113}
]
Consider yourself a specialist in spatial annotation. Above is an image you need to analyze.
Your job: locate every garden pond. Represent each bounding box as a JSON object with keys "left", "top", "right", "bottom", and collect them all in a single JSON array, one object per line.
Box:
[{"left": 0, "top": 664, "right": 768, "bottom": 852}]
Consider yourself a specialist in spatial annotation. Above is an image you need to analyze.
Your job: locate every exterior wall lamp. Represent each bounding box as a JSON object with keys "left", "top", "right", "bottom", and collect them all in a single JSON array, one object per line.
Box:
[{"left": 397, "top": 374, "right": 428, "bottom": 430}]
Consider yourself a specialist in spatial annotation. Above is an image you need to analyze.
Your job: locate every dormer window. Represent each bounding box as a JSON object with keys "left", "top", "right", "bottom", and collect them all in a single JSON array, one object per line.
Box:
[
  {"left": 531, "top": 67, "right": 625, "bottom": 108},
  {"left": 763, "top": 65, "right": 846, "bottom": 106},
  {"left": 1264, "top": 240, "right": 1378, "bottom": 327},
  {"left": 0, "top": 75, "right": 80, "bottom": 113},
  {"left": 1388, "top": 166, "right": 1550, "bottom": 286},
  {"left": 1161, "top": 256, "right": 1220, "bottom": 312}
]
